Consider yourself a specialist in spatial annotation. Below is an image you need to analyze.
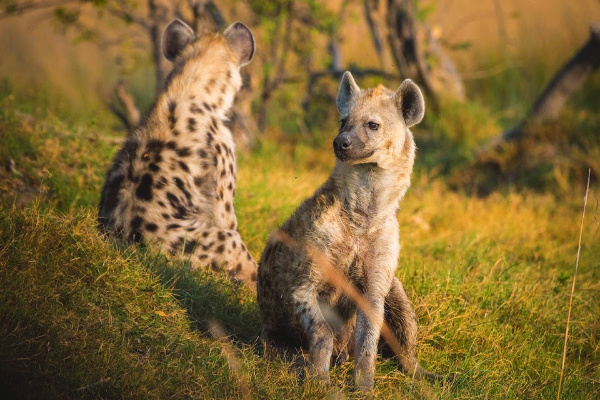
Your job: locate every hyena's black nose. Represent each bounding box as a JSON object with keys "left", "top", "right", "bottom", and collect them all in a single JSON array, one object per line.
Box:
[{"left": 333, "top": 133, "right": 352, "bottom": 151}]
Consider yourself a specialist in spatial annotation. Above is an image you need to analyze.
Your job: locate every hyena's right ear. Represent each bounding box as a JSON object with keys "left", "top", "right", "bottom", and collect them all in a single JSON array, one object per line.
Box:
[
  {"left": 162, "top": 19, "right": 195, "bottom": 62},
  {"left": 394, "top": 79, "right": 425, "bottom": 128},
  {"left": 337, "top": 71, "right": 360, "bottom": 116},
  {"left": 224, "top": 22, "right": 255, "bottom": 67}
]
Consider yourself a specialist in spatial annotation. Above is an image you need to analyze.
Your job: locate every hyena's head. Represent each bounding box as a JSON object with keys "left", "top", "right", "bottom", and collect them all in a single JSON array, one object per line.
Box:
[
  {"left": 333, "top": 71, "right": 424, "bottom": 169},
  {"left": 162, "top": 19, "right": 255, "bottom": 68}
]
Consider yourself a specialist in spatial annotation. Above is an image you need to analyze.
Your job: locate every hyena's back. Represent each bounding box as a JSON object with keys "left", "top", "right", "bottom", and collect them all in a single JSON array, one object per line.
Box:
[{"left": 98, "top": 20, "right": 258, "bottom": 289}]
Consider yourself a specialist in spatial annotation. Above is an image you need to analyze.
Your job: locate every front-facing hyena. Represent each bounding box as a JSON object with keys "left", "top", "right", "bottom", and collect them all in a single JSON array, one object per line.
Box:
[
  {"left": 257, "top": 72, "right": 443, "bottom": 390},
  {"left": 98, "top": 19, "right": 258, "bottom": 290}
]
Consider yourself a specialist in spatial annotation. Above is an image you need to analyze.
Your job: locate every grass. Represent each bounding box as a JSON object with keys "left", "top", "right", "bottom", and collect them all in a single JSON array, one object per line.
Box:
[{"left": 1, "top": 73, "right": 599, "bottom": 400}]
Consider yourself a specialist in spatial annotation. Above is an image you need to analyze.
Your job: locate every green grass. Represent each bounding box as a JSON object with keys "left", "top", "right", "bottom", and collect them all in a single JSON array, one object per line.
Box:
[{"left": 0, "top": 80, "right": 599, "bottom": 399}]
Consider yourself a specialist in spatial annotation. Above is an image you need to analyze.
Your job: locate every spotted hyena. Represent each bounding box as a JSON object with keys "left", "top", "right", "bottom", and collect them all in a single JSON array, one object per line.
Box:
[
  {"left": 257, "top": 72, "right": 443, "bottom": 390},
  {"left": 98, "top": 19, "right": 258, "bottom": 289}
]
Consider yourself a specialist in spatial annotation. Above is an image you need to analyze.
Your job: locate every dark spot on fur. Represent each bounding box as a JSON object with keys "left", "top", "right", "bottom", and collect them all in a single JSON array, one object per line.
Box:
[
  {"left": 166, "top": 141, "right": 177, "bottom": 150},
  {"left": 227, "top": 182, "right": 233, "bottom": 191},
  {"left": 250, "top": 271, "right": 257, "bottom": 281},
  {"left": 188, "top": 118, "right": 196, "bottom": 132},
  {"left": 217, "top": 232, "right": 226, "bottom": 241},
  {"left": 184, "top": 240, "right": 198, "bottom": 254},
  {"left": 216, "top": 244, "right": 225, "bottom": 254},
  {"left": 235, "top": 263, "right": 242, "bottom": 272},
  {"left": 197, "top": 149, "right": 207, "bottom": 158},
  {"left": 190, "top": 103, "right": 204, "bottom": 114},
  {"left": 168, "top": 101, "right": 177, "bottom": 129},
  {"left": 170, "top": 237, "right": 184, "bottom": 255},
  {"left": 225, "top": 202, "right": 231, "bottom": 212},
  {"left": 230, "top": 222, "right": 236, "bottom": 230},
  {"left": 130, "top": 216, "right": 144, "bottom": 243},
  {"left": 215, "top": 144, "right": 222, "bottom": 154},
  {"left": 167, "top": 223, "right": 181, "bottom": 230},
  {"left": 202, "top": 231, "right": 209, "bottom": 238},
  {"left": 173, "top": 129, "right": 180, "bottom": 136},
  {"left": 220, "top": 169, "right": 226, "bottom": 178},
  {"left": 149, "top": 163, "right": 160, "bottom": 172},
  {"left": 146, "top": 223, "right": 158, "bottom": 232},
  {"left": 135, "top": 173, "right": 154, "bottom": 201},
  {"left": 100, "top": 174, "right": 124, "bottom": 216},
  {"left": 210, "top": 260, "right": 220, "bottom": 271},
  {"left": 178, "top": 161, "right": 190, "bottom": 172},
  {"left": 194, "top": 176, "right": 202, "bottom": 187},
  {"left": 177, "top": 147, "right": 191, "bottom": 157},
  {"left": 207, "top": 132, "right": 214, "bottom": 146},
  {"left": 161, "top": 213, "right": 170, "bottom": 220},
  {"left": 155, "top": 176, "right": 167, "bottom": 189},
  {"left": 167, "top": 192, "right": 180, "bottom": 207},
  {"left": 203, "top": 102, "right": 212, "bottom": 111},
  {"left": 174, "top": 177, "right": 191, "bottom": 200},
  {"left": 232, "top": 241, "right": 237, "bottom": 249}
]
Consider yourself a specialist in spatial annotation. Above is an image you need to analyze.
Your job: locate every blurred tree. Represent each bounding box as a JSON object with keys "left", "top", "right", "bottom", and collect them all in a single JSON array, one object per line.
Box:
[
  {"left": 0, "top": 0, "right": 258, "bottom": 148},
  {"left": 0, "top": 0, "right": 467, "bottom": 139},
  {"left": 383, "top": 0, "right": 465, "bottom": 102}
]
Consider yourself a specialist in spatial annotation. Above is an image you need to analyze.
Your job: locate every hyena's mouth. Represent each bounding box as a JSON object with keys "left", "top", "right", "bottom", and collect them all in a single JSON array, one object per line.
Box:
[{"left": 334, "top": 148, "right": 375, "bottom": 163}]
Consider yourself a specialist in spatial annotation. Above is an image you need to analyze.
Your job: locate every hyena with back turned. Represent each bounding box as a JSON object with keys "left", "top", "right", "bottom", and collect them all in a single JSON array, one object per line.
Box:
[
  {"left": 258, "top": 72, "right": 445, "bottom": 390},
  {"left": 98, "top": 19, "right": 258, "bottom": 290}
]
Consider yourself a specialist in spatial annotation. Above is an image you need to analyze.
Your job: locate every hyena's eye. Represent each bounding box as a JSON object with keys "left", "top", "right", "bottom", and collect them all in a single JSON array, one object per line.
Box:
[
  {"left": 340, "top": 118, "right": 347, "bottom": 129},
  {"left": 367, "top": 122, "right": 379, "bottom": 131}
]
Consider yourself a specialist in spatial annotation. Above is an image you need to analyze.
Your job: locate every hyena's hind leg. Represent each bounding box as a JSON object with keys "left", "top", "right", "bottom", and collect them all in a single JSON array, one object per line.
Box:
[
  {"left": 185, "top": 227, "right": 258, "bottom": 289},
  {"left": 382, "top": 278, "right": 447, "bottom": 383}
]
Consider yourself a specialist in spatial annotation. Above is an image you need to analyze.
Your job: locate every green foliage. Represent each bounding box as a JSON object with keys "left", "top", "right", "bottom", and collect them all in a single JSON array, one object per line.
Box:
[{"left": 53, "top": 6, "right": 80, "bottom": 27}]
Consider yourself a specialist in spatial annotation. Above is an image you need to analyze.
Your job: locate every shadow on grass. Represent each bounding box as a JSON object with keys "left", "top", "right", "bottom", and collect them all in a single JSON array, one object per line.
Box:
[{"left": 136, "top": 249, "right": 262, "bottom": 345}]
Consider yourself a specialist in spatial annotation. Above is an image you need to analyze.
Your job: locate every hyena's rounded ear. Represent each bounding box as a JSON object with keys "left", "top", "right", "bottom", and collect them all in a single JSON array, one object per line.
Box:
[
  {"left": 394, "top": 79, "right": 425, "bottom": 127},
  {"left": 337, "top": 71, "right": 360, "bottom": 115},
  {"left": 162, "top": 19, "right": 195, "bottom": 62},
  {"left": 224, "top": 22, "right": 255, "bottom": 66}
]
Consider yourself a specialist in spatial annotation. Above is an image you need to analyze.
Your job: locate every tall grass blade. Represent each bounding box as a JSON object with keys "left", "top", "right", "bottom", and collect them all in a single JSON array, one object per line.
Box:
[{"left": 557, "top": 168, "right": 591, "bottom": 400}]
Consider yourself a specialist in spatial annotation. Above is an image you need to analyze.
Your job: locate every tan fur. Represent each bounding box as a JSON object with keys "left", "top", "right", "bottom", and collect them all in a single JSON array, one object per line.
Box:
[
  {"left": 98, "top": 21, "right": 257, "bottom": 289},
  {"left": 257, "top": 72, "right": 440, "bottom": 390}
]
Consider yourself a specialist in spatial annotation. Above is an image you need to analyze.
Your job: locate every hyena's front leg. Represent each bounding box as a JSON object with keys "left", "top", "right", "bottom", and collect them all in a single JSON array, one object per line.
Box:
[
  {"left": 354, "top": 291, "right": 386, "bottom": 391},
  {"left": 294, "top": 289, "right": 335, "bottom": 381}
]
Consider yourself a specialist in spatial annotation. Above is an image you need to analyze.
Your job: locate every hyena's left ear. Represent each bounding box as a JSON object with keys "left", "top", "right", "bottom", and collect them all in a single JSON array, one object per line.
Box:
[
  {"left": 162, "top": 19, "right": 195, "bottom": 62},
  {"left": 337, "top": 71, "right": 360, "bottom": 116},
  {"left": 394, "top": 79, "right": 425, "bottom": 127},
  {"left": 224, "top": 22, "right": 255, "bottom": 66}
]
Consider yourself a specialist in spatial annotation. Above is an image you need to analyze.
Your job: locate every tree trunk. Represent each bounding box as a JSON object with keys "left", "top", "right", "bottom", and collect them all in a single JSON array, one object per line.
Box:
[
  {"left": 478, "top": 23, "right": 600, "bottom": 155},
  {"left": 385, "top": 0, "right": 436, "bottom": 99}
]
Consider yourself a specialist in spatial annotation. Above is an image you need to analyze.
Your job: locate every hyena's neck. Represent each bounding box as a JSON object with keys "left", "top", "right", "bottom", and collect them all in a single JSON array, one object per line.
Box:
[
  {"left": 140, "top": 59, "right": 242, "bottom": 141},
  {"left": 332, "top": 160, "right": 413, "bottom": 219}
]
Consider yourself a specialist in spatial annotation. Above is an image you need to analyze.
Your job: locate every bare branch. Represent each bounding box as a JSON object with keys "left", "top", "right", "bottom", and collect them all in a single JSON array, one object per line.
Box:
[
  {"left": 477, "top": 24, "right": 600, "bottom": 157},
  {"left": 363, "top": 0, "right": 385, "bottom": 68}
]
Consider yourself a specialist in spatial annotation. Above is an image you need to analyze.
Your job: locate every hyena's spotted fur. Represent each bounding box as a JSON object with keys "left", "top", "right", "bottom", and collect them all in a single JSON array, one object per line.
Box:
[
  {"left": 258, "top": 72, "right": 443, "bottom": 390},
  {"left": 98, "top": 20, "right": 257, "bottom": 289}
]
